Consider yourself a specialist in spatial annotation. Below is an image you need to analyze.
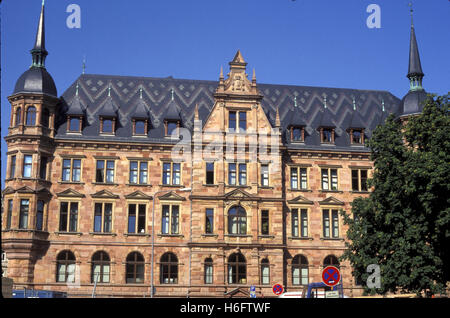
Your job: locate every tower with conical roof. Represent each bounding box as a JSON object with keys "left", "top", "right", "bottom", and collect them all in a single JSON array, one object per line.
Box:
[
  {"left": 3, "top": 1, "right": 56, "bottom": 287},
  {"left": 398, "top": 3, "right": 428, "bottom": 120}
]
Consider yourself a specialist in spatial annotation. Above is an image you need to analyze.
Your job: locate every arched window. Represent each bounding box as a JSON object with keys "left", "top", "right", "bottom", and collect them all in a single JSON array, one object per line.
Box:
[
  {"left": 15, "top": 107, "right": 22, "bottom": 126},
  {"left": 56, "top": 250, "right": 76, "bottom": 283},
  {"left": 228, "top": 206, "right": 247, "bottom": 235},
  {"left": 26, "top": 106, "right": 36, "bottom": 126},
  {"left": 323, "top": 255, "right": 340, "bottom": 269},
  {"left": 42, "top": 108, "right": 50, "bottom": 128},
  {"left": 204, "top": 258, "right": 213, "bottom": 284},
  {"left": 91, "top": 251, "right": 110, "bottom": 283},
  {"left": 160, "top": 252, "right": 178, "bottom": 284},
  {"left": 228, "top": 253, "right": 246, "bottom": 284},
  {"left": 261, "top": 258, "right": 270, "bottom": 285},
  {"left": 292, "top": 254, "right": 308, "bottom": 285},
  {"left": 126, "top": 252, "right": 144, "bottom": 284}
]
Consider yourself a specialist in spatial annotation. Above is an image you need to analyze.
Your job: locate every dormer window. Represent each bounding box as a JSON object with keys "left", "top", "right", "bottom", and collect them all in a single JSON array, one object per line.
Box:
[
  {"left": 320, "top": 128, "right": 334, "bottom": 143},
  {"left": 100, "top": 117, "right": 115, "bottom": 134},
  {"left": 165, "top": 120, "right": 179, "bottom": 136},
  {"left": 67, "top": 116, "right": 82, "bottom": 133},
  {"left": 291, "top": 126, "right": 304, "bottom": 142},
  {"left": 133, "top": 119, "right": 148, "bottom": 136},
  {"left": 350, "top": 129, "right": 365, "bottom": 145}
]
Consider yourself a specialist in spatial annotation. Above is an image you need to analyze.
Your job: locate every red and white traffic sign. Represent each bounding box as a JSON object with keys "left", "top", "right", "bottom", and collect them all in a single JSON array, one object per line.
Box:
[
  {"left": 272, "top": 283, "right": 284, "bottom": 295},
  {"left": 322, "top": 266, "right": 341, "bottom": 287}
]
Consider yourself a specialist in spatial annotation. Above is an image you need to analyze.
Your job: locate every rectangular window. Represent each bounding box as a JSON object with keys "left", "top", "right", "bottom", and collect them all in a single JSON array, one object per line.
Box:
[
  {"left": 23, "top": 155, "right": 32, "bottom": 178},
  {"left": 161, "top": 205, "right": 179, "bottom": 235},
  {"left": 94, "top": 202, "right": 112, "bottom": 233},
  {"left": 291, "top": 167, "right": 308, "bottom": 190},
  {"left": 162, "top": 162, "right": 181, "bottom": 185},
  {"left": 167, "top": 121, "right": 177, "bottom": 136},
  {"left": 322, "top": 209, "right": 330, "bottom": 238},
  {"left": 323, "top": 209, "right": 339, "bottom": 238},
  {"left": 291, "top": 209, "right": 299, "bottom": 237},
  {"left": 205, "top": 263, "right": 213, "bottom": 284},
  {"left": 19, "top": 199, "right": 29, "bottom": 229},
  {"left": 101, "top": 118, "right": 114, "bottom": 134},
  {"left": 228, "top": 163, "right": 236, "bottom": 185},
  {"left": 239, "top": 111, "right": 247, "bottom": 131},
  {"left": 59, "top": 202, "right": 78, "bottom": 232},
  {"left": 172, "top": 163, "right": 180, "bottom": 185},
  {"left": 6, "top": 199, "right": 13, "bottom": 229},
  {"left": 321, "top": 168, "right": 338, "bottom": 190},
  {"left": 300, "top": 209, "right": 308, "bottom": 237},
  {"left": 36, "top": 200, "right": 44, "bottom": 231},
  {"left": 322, "top": 128, "right": 333, "bottom": 143},
  {"left": 261, "top": 210, "right": 269, "bottom": 235},
  {"left": 292, "top": 127, "right": 303, "bottom": 142},
  {"left": 62, "top": 159, "right": 81, "bottom": 182},
  {"left": 261, "top": 265, "right": 270, "bottom": 285},
  {"left": 39, "top": 156, "right": 48, "bottom": 180},
  {"left": 128, "top": 204, "right": 146, "bottom": 233},
  {"left": 261, "top": 164, "right": 269, "bottom": 186},
  {"left": 129, "top": 161, "right": 148, "bottom": 185},
  {"left": 206, "top": 162, "right": 214, "bottom": 185},
  {"left": 300, "top": 168, "right": 307, "bottom": 189},
  {"left": 10, "top": 155, "right": 16, "bottom": 178},
  {"left": 229, "top": 111, "right": 236, "bottom": 131},
  {"left": 238, "top": 163, "right": 247, "bottom": 185},
  {"left": 352, "top": 169, "right": 368, "bottom": 192},
  {"left": 291, "top": 167, "right": 298, "bottom": 189},
  {"left": 205, "top": 208, "right": 214, "bottom": 234},
  {"left": 96, "top": 160, "right": 114, "bottom": 183},
  {"left": 139, "top": 162, "right": 148, "bottom": 184}
]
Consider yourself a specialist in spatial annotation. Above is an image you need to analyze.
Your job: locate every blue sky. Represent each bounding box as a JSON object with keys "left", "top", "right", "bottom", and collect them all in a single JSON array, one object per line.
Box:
[{"left": 1, "top": 0, "right": 449, "bottom": 188}]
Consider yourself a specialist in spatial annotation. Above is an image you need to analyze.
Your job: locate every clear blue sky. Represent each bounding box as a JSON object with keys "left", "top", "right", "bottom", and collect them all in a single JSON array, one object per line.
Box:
[{"left": 1, "top": 0, "right": 449, "bottom": 188}]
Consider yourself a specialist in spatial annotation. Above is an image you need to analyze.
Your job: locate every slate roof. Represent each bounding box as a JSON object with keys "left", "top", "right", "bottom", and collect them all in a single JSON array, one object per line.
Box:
[{"left": 56, "top": 74, "right": 402, "bottom": 151}]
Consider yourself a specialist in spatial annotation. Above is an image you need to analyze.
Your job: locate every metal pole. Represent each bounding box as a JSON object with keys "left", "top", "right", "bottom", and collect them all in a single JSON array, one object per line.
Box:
[{"left": 91, "top": 272, "right": 99, "bottom": 298}]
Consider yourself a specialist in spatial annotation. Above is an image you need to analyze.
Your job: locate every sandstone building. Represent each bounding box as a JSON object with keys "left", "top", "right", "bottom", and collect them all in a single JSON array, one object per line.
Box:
[{"left": 1, "top": 3, "right": 428, "bottom": 297}]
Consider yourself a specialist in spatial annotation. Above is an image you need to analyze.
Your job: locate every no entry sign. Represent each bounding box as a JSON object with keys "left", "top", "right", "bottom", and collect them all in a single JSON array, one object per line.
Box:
[
  {"left": 272, "top": 283, "right": 284, "bottom": 295},
  {"left": 322, "top": 266, "right": 341, "bottom": 287}
]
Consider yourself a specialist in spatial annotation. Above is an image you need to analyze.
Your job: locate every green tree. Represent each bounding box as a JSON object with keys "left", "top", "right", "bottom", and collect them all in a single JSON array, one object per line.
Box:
[{"left": 341, "top": 94, "right": 449, "bottom": 296}]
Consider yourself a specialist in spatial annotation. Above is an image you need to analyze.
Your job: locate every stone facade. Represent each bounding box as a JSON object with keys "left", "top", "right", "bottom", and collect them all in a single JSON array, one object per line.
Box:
[{"left": 1, "top": 53, "right": 376, "bottom": 298}]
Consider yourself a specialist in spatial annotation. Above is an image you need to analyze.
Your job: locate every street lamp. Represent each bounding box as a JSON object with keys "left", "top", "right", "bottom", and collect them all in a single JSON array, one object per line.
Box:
[{"left": 150, "top": 187, "right": 191, "bottom": 298}]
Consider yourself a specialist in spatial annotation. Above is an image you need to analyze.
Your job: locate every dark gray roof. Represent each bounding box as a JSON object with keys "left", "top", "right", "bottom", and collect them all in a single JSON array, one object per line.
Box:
[
  {"left": 13, "top": 67, "right": 57, "bottom": 97},
  {"left": 408, "top": 26, "right": 424, "bottom": 78},
  {"left": 66, "top": 95, "right": 85, "bottom": 116},
  {"left": 349, "top": 110, "right": 366, "bottom": 130},
  {"left": 399, "top": 89, "right": 428, "bottom": 118},
  {"left": 133, "top": 99, "right": 150, "bottom": 119},
  {"left": 56, "top": 74, "right": 401, "bottom": 150},
  {"left": 164, "top": 99, "right": 182, "bottom": 121}
]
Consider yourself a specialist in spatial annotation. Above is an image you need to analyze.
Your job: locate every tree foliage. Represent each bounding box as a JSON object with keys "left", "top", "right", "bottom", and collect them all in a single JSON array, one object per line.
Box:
[{"left": 341, "top": 94, "right": 449, "bottom": 296}]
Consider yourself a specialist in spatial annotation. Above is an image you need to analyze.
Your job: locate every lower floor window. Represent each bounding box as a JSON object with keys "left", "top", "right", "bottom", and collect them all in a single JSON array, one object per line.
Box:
[
  {"left": 56, "top": 250, "right": 76, "bottom": 283},
  {"left": 160, "top": 252, "right": 178, "bottom": 284}
]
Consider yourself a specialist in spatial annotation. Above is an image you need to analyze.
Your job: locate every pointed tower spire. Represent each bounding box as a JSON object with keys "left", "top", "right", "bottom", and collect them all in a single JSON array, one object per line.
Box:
[
  {"left": 275, "top": 107, "right": 281, "bottom": 128},
  {"left": 407, "top": 2, "right": 424, "bottom": 91},
  {"left": 31, "top": 0, "right": 48, "bottom": 67},
  {"left": 194, "top": 103, "right": 199, "bottom": 120}
]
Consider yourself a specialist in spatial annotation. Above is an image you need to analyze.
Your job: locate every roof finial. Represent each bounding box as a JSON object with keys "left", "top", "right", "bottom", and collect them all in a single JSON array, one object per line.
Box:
[
  {"left": 382, "top": 98, "right": 385, "bottom": 112},
  {"left": 294, "top": 96, "right": 297, "bottom": 108},
  {"left": 76, "top": 81, "right": 79, "bottom": 96},
  {"left": 323, "top": 95, "right": 327, "bottom": 109},
  {"left": 108, "top": 84, "right": 111, "bottom": 97},
  {"left": 409, "top": 2, "right": 414, "bottom": 28},
  {"left": 171, "top": 88, "right": 174, "bottom": 101},
  {"left": 139, "top": 87, "right": 143, "bottom": 99},
  {"left": 82, "top": 55, "right": 86, "bottom": 74},
  {"left": 352, "top": 96, "right": 356, "bottom": 111},
  {"left": 220, "top": 66, "right": 224, "bottom": 79}
]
